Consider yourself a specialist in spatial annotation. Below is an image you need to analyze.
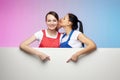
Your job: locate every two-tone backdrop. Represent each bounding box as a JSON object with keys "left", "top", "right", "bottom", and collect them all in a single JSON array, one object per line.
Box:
[{"left": 0, "top": 0, "right": 120, "bottom": 47}]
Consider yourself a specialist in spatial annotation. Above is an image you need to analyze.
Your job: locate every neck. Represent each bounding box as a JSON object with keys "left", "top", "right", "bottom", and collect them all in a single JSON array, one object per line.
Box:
[
  {"left": 47, "top": 29, "right": 57, "bottom": 36},
  {"left": 63, "top": 26, "right": 72, "bottom": 35}
]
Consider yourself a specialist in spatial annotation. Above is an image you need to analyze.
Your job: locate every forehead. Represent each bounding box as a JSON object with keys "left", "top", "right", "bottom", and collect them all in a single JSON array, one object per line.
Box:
[
  {"left": 64, "top": 14, "right": 69, "bottom": 19},
  {"left": 47, "top": 14, "right": 56, "bottom": 19}
]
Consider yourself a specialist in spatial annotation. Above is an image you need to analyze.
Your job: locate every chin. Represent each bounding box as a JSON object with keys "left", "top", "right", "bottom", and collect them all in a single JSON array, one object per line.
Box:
[{"left": 48, "top": 28, "right": 56, "bottom": 30}]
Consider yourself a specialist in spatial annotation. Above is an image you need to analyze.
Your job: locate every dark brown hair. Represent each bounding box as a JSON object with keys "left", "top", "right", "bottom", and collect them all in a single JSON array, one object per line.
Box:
[{"left": 45, "top": 11, "right": 59, "bottom": 21}]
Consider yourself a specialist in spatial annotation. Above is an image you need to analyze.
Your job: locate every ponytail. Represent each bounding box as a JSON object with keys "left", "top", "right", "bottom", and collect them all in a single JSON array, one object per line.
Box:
[
  {"left": 78, "top": 20, "right": 83, "bottom": 33},
  {"left": 78, "top": 20, "right": 84, "bottom": 47}
]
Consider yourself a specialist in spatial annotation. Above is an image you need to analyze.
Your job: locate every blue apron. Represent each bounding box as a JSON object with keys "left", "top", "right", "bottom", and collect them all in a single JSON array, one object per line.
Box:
[{"left": 60, "top": 30, "right": 74, "bottom": 48}]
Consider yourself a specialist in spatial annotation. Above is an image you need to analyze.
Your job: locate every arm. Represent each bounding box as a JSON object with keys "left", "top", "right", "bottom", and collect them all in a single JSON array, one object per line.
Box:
[
  {"left": 19, "top": 35, "right": 50, "bottom": 61},
  {"left": 67, "top": 33, "right": 97, "bottom": 63}
]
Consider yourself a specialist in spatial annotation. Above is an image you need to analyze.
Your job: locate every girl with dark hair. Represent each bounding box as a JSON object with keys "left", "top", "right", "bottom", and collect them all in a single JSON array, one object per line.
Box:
[
  {"left": 59, "top": 13, "right": 96, "bottom": 62},
  {"left": 20, "top": 11, "right": 62, "bottom": 61}
]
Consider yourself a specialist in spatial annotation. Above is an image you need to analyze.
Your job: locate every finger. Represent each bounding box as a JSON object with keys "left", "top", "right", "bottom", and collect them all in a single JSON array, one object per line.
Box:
[
  {"left": 72, "top": 58, "right": 78, "bottom": 62},
  {"left": 46, "top": 56, "right": 50, "bottom": 61},
  {"left": 66, "top": 58, "right": 71, "bottom": 63},
  {"left": 44, "top": 56, "right": 50, "bottom": 61},
  {"left": 42, "top": 57, "right": 50, "bottom": 62}
]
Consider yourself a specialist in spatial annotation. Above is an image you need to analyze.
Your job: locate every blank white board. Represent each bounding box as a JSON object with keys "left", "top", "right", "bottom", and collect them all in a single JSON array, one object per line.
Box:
[{"left": 0, "top": 48, "right": 120, "bottom": 80}]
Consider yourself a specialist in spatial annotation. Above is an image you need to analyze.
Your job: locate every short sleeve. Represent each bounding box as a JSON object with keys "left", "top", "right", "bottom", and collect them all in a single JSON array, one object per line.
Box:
[
  {"left": 34, "top": 30, "right": 43, "bottom": 41},
  {"left": 68, "top": 30, "right": 82, "bottom": 48},
  {"left": 71, "top": 30, "right": 81, "bottom": 40}
]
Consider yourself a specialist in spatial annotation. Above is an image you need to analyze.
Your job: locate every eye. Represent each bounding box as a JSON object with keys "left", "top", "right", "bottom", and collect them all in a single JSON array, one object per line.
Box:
[
  {"left": 53, "top": 20, "right": 57, "bottom": 22},
  {"left": 47, "top": 20, "right": 50, "bottom": 22}
]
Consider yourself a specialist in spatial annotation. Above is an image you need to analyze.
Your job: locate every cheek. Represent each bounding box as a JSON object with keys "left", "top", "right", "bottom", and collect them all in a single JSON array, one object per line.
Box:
[
  {"left": 46, "top": 22, "right": 50, "bottom": 26},
  {"left": 54, "top": 22, "right": 58, "bottom": 25},
  {"left": 46, "top": 21, "right": 50, "bottom": 24},
  {"left": 61, "top": 21, "right": 67, "bottom": 26},
  {"left": 59, "top": 20, "right": 64, "bottom": 25}
]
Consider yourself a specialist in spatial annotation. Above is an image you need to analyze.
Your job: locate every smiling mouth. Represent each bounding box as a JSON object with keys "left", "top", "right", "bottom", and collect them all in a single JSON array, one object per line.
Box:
[{"left": 49, "top": 25, "right": 56, "bottom": 28}]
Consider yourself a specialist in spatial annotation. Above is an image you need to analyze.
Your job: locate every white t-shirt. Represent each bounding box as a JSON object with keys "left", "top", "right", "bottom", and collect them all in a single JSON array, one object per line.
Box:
[
  {"left": 34, "top": 29, "right": 63, "bottom": 44},
  {"left": 61, "top": 30, "right": 82, "bottom": 48}
]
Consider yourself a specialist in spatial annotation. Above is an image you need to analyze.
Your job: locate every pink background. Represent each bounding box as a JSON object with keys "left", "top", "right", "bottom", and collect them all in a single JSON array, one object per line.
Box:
[{"left": 0, "top": 0, "right": 69, "bottom": 47}]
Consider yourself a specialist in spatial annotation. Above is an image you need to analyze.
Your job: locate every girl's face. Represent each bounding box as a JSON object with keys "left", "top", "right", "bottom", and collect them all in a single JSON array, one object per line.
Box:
[
  {"left": 46, "top": 14, "right": 58, "bottom": 30},
  {"left": 59, "top": 14, "right": 70, "bottom": 27}
]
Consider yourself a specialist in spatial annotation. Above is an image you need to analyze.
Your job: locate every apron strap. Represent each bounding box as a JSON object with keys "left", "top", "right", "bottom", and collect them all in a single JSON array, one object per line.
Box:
[{"left": 61, "top": 30, "right": 74, "bottom": 42}]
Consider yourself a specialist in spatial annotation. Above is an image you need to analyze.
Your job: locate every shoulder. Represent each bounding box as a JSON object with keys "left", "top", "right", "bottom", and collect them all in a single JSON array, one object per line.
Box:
[
  {"left": 70, "top": 30, "right": 81, "bottom": 39},
  {"left": 34, "top": 30, "right": 42, "bottom": 35},
  {"left": 34, "top": 29, "right": 46, "bottom": 35},
  {"left": 72, "top": 30, "right": 81, "bottom": 36},
  {"left": 34, "top": 29, "right": 45, "bottom": 40},
  {"left": 74, "top": 30, "right": 81, "bottom": 34}
]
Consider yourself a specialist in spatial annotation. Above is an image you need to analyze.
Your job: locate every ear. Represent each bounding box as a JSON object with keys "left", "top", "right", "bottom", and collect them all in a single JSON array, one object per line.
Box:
[{"left": 68, "top": 21, "right": 72, "bottom": 26}]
